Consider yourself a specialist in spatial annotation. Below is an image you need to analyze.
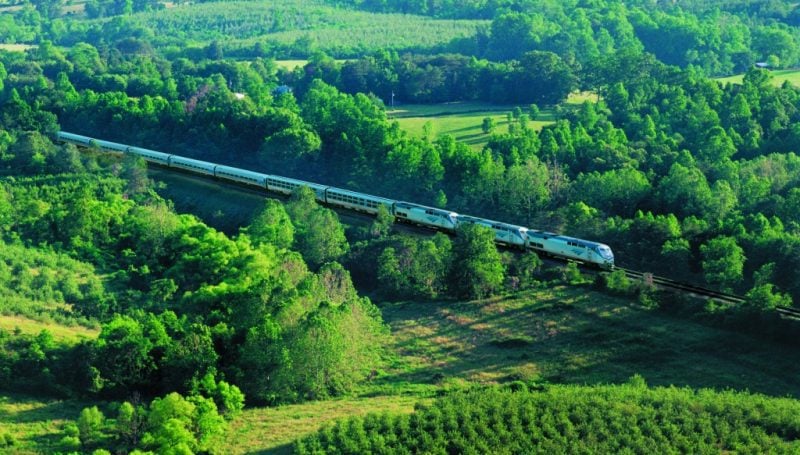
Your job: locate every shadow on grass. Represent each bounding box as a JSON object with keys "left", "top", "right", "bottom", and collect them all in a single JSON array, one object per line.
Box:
[
  {"left": 377, "top": 288, "right": 800, "bottom": 398},
  {"left": 0, "top": 395, "right": 88, "bottom": 451}
]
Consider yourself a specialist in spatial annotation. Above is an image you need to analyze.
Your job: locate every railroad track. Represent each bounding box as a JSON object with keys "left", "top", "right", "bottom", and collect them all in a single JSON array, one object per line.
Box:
[
  {"left": 617, "top": 267, "right": 745, "bottom": 305},
  {"left": 776, "top": 306, "right": 800, "bottom": 321},
  {"left": 617, "top": 267, "right": 800, "bottom": 321}
]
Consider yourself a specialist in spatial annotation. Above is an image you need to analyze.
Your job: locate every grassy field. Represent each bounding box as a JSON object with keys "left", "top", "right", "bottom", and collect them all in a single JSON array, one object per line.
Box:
[
  {"left": 390, "top": 92, "right": 596, "bottom": 149},
  {"left": 716, "top": 68, "right": 800, "bottom": 86},
  {"left": 377, "top": 285, "right": 800, "bottom": 397},
  {"left": 390, "top": 102, "right": 555, "bottom": 149},
  {"left": 0, "top": 394, "right": 89, "bottom": 454},
  {"left": 275, "top": 60, "right": 310, "bottom": 71},
  {"left": 223, "top": 395, "right": 423, "bottom": 454},
  {"left": 0, "top": 44, "right": 35, "bottom": 52},
  {"left": 0, "top": 315, "right": 97, "bottom": 344}
]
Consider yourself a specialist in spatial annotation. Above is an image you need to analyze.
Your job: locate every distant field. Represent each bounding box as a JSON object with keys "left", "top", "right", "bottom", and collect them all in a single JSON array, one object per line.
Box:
[
  {"left": 390, "top": 101, "right": 555, "bottom": 149},
  {"left": 716, "top": 68, "right": 800, "bottom": 86},
  {"left": 103, "top": 1, "right": 486, "bottom": 53},
  {"left": 390, "top": 92, "right": 598, "bottom": 149},
  {"left": 0, "top": 44, "right": 35, "bottom": 52},
  {"left": 275, "top": 60, "right": 309, "bottom": 71},
  {"left": 0, "top": 315, "right": 97, "bottom": 344},
  {"left": 274, "top": 59, "right": 348, "bottom": 71}
]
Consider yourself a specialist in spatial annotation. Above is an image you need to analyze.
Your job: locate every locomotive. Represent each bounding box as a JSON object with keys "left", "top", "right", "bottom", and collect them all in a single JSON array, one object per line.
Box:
[{"left": 56, "top": 131, "right": 615, "bottom": 269}]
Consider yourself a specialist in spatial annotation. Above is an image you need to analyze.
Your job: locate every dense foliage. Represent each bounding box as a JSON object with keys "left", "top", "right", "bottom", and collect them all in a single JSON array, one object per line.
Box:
[
  {"left": 0, "top": 128, "right": 387, "bottom": 405},
  {"left": 297, "top": 379, "right": 800, "bottom": 454},
  {"left": 3, "top": 1, "right": 800, "bottom": 452},
  {"left": 3, "top": 18, "right": 800, "bottom": 305}
]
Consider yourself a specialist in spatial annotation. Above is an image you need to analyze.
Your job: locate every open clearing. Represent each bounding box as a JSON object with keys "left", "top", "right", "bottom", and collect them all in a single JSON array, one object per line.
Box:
[
  {"left": 274, "top": 60, "right": 310, "bottom": 71},
  {"left": 0, "top": 315, "right": 97, "bottom": 344},
  {"left": 0, "top": 394, "right": 89, "bottom": 454},
  {"left": 0, "top": 44, "right": 35, "bottom": 52},
  {"left": 378, "top": 285, "right": 800, "bottom": 397},
  {"left": 390, "top": 92, "right": 595, "bottom": 149},
  {"left": 390, "top": 102, "right": 555, "bottom": 149},
  {"left": 716, "top": 68, "right": 800, "bottom": 86}
]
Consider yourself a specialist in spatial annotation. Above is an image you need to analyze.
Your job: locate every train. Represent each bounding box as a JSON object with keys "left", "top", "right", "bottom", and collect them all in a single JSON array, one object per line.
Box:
[{"left": 55, "top": 131, "right": 616, "bottom": 269}]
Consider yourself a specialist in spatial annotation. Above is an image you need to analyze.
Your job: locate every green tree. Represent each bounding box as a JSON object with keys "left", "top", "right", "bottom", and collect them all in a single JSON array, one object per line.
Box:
[
  {"left": 481, "top": 117, "right": 495, "bottom": 134},
  {"left": 77, "top": 406, "right": 105, "bottom": 450},
  {"left": 513, "top": 51, "right": 576, "bottom": 105},
  {"left": 287, "top": 187, "right": 348, "bottom": 268},
  {"left": 116, "top": 401, "right": 146, "bottom": 450},
  {"left": 162, "top": 323, "right": 219, "bottom": 392},
  {"left": 745, "top": 284, "right": 792, "bottom": 312},
  {"left": 377, "top": 234, "right": 451, "bottom": 298},
  {"left": 573, "top": 168, "right": 651, "bottom": 217},
  {"left": 193, "top": 372, "right": 245, "bottom": 418},
  {"left": 657, "top": 163, "right": 713, "bottom": 219},
  {"left": 701, "top": 236, "right": 745, "bottom": 292},
  {"left": 246, "top": 199, "right": 294, "bottom": 249},
  {"left": 141, "top": 392, "right": 225, "bottom": 454},
  {"left": 121, "top": 153, "right": 150, "bottom": 197},
  {"left": 92, "top": 315, "right": 166, "bottom": 394},
  {"left": 368, "top": 204, "right": 394, "bottom": 239},
  {"left": 529, "top": 104, "right": 540, "bottom": 120},
  {"left": 285, "top": 299, "right": 385, "bottom": 400},
  {"left": 509, "top": 253, "right": 542, "bottom": 290},
  {"left": 449, "top": 224, "right": 505, "bottom": 299}
]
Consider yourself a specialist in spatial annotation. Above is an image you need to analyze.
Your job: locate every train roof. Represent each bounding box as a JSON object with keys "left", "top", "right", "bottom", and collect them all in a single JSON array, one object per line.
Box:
[
  {"left": 94, "top": 138, "right": 129, "bottom": 149},
  {"left": 170, "top": 155, "right": 217, "bottom": 167},
  {"left": 57, "top": 131, "right": 91, "bottom": 141},
  {"left": 214, "top": 165, "right": 268, "bottom": 180},
  {"left": 129, "top": 145, "right": 170, "bottom": 156},
  {"left": 265, "top": 174, "right": 328, "bottom": 190},
  {"left": 394, "top": 201, "right": 458, "bottom": 215},
  {"left": 527, "top": 230, "right": 606, "bottom": 248},
  {"left": 458, "top": 215, "right": 527, "bottom": 230},
  {"left": 326, "top": 186, "right": 395, "bottom": 204}
]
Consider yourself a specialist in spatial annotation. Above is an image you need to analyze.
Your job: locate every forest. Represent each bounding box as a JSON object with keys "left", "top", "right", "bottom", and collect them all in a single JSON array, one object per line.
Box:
[{"left": 1, "top": 0, "right": 800, "bottom": 453}]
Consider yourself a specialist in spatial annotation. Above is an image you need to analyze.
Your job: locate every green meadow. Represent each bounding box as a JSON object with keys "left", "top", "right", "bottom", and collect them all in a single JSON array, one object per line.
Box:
[
  {"left": 390, "top": 102, "right": 554, "bottom": 149},
  {"left": 716, "top": 68, "right": 800, "bottom": 86}
]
